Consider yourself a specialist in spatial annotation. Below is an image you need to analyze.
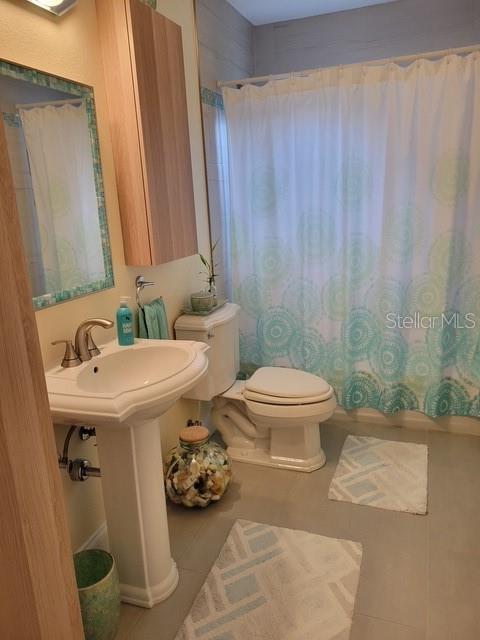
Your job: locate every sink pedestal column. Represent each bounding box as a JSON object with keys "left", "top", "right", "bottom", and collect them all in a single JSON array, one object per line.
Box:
[{"left": 95, "top": 418, "right": 178, "bottom": 608}]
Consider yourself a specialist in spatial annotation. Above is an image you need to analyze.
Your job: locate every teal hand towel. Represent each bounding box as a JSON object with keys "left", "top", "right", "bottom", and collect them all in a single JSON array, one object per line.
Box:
[
  {"left": 138, "top": 306, "right": 148, "bottom": 339},
  {"left": 138, "top": 298, "right": 170, "bottom": 339}
]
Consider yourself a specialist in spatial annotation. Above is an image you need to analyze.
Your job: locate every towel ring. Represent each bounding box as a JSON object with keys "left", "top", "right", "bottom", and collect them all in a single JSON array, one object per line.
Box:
[{"left": 135, "top": 275, "right": 154, "bottom": 307}]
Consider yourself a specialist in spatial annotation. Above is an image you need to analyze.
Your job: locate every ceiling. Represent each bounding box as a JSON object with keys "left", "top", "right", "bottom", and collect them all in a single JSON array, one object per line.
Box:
[{"left": 226, "top": 0, "right": 399, "bottom": 26}]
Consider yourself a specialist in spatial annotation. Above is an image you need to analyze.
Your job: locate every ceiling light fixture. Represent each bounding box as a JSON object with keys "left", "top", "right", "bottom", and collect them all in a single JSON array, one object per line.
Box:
[{"left": 25, "top": 0, "right": 77, "bottom": 16}]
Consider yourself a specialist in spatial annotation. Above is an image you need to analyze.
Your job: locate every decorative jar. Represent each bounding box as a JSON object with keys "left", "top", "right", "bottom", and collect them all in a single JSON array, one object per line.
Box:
[{"left": 164, "top": 426, "right": 232, "bottom": 508}]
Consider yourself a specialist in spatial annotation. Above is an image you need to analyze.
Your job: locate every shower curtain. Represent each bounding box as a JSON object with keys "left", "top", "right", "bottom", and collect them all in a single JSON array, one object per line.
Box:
[
  {"left": 19, "top": 102, "right": 105, "bottom": 294},
  {"left": 200, "top": 87, "right": 231, "bottom": 301},
  {"left": 223, "top": 53, "right": 480, "bottom": 418}
]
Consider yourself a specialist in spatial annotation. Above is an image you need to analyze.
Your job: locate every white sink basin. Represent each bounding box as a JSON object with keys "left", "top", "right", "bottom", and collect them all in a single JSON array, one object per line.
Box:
[
  {"left": 45, "top": 338, "right": 209, "bottom": 608},
  {"left": 46, "top": 339, "right": 209, "bottom": 425},
  {"left": 77, "top": 344, "right": 194, "bottom": 394}
]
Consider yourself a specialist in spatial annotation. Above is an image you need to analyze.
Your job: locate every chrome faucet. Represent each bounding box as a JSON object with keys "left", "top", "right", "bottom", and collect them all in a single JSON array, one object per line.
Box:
[{"left": 74, "top": 318, "right": 115, "bottom": 362}]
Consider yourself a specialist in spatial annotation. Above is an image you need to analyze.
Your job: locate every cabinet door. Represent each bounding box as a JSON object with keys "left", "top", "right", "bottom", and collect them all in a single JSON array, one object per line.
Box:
[
  {"left": 128, "top": 0, "right": 198, "bottom": 264},
  {"left": 96, "top": 0, "right": 152, "bottom": 265}
]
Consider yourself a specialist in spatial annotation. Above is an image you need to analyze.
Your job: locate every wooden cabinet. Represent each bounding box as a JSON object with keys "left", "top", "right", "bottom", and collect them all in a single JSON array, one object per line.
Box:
[{"left": 96, "top": 0, "right": 198, "bottom": 265}]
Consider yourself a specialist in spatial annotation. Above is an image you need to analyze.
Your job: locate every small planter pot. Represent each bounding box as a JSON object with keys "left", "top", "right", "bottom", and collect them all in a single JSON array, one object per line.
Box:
[
  {"left": 190, "top": 291, "right": 215, "bottom": 312},
  {"left": 74, "top": 549, "right": 120, "bottom": 640}
]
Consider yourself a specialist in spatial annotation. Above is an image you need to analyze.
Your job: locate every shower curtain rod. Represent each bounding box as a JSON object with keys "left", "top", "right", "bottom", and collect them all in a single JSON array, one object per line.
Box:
[
  {"left": 218, "top": 43, "right": 480, "bottom": 88},
  {"left": 16, "top": 98, "right": 84, "bottom": 109}
]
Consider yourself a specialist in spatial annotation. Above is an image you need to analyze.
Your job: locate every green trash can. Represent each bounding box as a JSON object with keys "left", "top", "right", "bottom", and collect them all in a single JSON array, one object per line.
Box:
[{"left": 73, "top": 549, "right": 121, "bottom": 640}]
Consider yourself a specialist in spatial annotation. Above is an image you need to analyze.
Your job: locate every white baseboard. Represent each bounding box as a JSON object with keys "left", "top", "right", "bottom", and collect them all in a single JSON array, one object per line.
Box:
[
  {"left": 331, "top": 407, "right": 480, "bottom": 437},
  {"left": 76, "top": 521, "right": 110, "bottom": 553}
]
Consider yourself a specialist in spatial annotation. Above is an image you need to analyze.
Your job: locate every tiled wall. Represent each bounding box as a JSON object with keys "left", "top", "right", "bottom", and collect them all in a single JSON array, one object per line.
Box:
[
  {"left": 254, "top": 0, "right": 480, "bottom": 75},
  {"left": 196, "top": 0, "right": 254, "bottom": 90}
]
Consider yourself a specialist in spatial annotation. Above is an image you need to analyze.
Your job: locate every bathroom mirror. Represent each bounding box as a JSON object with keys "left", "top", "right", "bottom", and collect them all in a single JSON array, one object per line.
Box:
[{"left": 0, "top": 59, "right": 113, "bottom": 309}]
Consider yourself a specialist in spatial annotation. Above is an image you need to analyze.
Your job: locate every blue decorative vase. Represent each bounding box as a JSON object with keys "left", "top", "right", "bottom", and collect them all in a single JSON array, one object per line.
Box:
[{"left": 73, "top": 549, "right": 120, "bottom": 640}]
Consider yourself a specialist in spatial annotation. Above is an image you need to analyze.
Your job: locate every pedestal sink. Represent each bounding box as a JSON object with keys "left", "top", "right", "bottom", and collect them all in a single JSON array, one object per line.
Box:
[{"left": 46, "top": 339, "right": 209, "bottom": 608}]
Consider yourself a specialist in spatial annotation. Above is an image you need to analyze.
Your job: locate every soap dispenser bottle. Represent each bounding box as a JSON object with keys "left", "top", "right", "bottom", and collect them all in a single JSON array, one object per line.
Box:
[{"left": 116, "top": 297, "right": 134, "bottom": 346}]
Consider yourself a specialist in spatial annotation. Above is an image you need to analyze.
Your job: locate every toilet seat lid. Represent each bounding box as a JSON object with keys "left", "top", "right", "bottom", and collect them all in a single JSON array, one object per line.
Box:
[{"left": 244, "top": 367, "right": 332, "bottom": 403}]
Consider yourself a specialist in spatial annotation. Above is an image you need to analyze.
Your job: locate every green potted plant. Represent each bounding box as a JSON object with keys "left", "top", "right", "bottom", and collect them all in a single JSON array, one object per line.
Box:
[{"left": 191, "top": 240, "right": 220, "bottom": 312}]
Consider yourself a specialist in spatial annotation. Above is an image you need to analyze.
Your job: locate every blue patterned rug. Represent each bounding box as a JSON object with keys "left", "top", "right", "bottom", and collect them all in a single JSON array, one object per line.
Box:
[
  {"left": 175, "top": 520, "right": 362, "bottom": 639},
  {"left": 329, "top": 436, "right": 428, "bottom": 514}
]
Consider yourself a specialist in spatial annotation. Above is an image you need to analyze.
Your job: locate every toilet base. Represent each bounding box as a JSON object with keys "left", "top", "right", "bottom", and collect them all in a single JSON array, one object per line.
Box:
[{"left": 226, "top": 445, "right": 326, "bottom": 473}]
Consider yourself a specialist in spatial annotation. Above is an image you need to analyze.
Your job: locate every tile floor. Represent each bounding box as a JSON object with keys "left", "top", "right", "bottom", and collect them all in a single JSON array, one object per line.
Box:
[{"left": 117, "top": 419, "right": 480, "bottom": 640}]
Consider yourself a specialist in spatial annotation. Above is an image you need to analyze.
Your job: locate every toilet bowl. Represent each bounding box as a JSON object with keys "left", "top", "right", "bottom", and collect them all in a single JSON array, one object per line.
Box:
[
  {"left": 211, "top": 368, "right": 335, "bottom": 471},
  {"left": 174, "top": 303, "right": 336, "bottom": 472}
]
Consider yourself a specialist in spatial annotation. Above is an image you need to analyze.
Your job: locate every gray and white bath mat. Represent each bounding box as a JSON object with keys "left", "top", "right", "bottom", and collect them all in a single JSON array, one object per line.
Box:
[
  {"left": 329, "top": 435, "right": 428, "bottom": 515},
  {"left": 175, "top": 519, "right": 362, "bottom": 640}
]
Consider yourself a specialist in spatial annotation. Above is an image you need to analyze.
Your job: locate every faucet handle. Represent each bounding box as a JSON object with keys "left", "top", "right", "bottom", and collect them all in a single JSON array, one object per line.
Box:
[
  {"left": 51, "top": 340, "right": 82, "bottom": 368},
  {"left": 86, "top": 329, "right": 101, "bottom": 357}
]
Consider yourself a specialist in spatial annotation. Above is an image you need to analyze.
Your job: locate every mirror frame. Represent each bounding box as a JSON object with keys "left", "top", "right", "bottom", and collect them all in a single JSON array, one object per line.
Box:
[{"left": 0, "top": 58, "right": 114, "bottom": 310}]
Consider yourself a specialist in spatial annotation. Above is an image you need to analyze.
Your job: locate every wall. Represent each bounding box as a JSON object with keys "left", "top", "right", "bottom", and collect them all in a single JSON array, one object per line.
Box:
[
  {"left": 254, "top": 0, "right": 480, "bottom": 75},
  {"left": 0, "top": 0, "right": 210, "bottom": 549},
  {"left": 196, "top": 0, "right": 254, "bottom": 90}
]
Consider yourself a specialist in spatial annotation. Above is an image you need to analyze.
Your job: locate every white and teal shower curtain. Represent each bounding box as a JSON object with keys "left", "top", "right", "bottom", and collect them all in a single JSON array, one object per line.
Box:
[
  {"left": 200, "top": 87, "right": 231, "bottom": 301},
  {"left": 223, "top": 53, "right": 480, "bottom": 418}
]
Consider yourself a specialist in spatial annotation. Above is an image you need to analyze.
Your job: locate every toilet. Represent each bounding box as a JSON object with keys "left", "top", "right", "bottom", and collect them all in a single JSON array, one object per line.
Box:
[{"left": 174, "top": 303, "right": 336, "bottom": 472}]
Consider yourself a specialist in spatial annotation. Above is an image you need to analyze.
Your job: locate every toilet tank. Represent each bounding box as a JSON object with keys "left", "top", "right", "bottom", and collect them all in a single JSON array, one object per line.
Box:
[{"left": 174, "top": 303, "right": 240, "bottom": 400}]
